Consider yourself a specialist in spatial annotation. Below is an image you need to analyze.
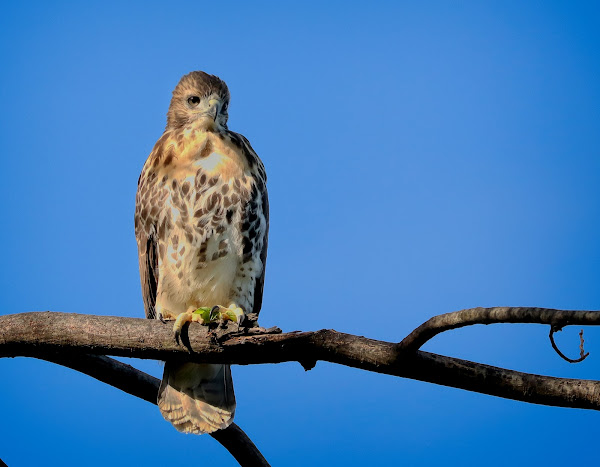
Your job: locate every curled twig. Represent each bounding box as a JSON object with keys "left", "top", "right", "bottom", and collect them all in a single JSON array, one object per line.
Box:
[
  {"left": 579, "top": 330, "right": 587, "bottom": 359},
  {"left": 398, "top": 307, "right": 600, "bottom": 352},
  {"left": 549, "top": 326, "right": 590, "bottom": 364}
]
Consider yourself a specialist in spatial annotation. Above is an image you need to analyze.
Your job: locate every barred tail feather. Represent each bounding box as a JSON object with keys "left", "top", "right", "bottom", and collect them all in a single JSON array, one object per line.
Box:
[{"left": 158, "top": 362, "right": 235, "bottom": 434}]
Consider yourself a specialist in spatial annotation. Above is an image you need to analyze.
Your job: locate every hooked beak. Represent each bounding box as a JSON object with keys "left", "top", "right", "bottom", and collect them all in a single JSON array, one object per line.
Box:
[{"left": 207, "top": 99, "right": 221, "bottom": 122}]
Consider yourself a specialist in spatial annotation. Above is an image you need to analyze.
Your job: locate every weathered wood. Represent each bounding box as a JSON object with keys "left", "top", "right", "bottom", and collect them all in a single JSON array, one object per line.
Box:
[{"left": 1, "top": 311, "right": 600, "bottom": 410}]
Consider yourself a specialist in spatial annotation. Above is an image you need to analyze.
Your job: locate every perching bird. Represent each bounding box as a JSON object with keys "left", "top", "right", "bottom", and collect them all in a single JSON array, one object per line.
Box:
[{"left": 134, "top": 71, "right": 268, "bottom": 434}]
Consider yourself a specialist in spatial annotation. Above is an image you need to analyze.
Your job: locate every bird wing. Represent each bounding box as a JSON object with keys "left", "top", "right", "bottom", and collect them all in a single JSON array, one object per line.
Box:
[
  {"left": 252, "top": 187, "right": 268, "bottom": 316},
  {"left": 134, "top": 146, "right": 163, "bottom": 320}
]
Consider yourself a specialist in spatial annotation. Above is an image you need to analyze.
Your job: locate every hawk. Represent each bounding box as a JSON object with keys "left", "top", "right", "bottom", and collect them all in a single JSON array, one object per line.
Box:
[{"left": 134, "top": 71, "right": 268, "bottom": 434}]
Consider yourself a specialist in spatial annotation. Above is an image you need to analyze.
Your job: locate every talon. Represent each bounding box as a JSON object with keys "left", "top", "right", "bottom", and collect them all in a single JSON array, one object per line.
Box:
[
  {"left": 230, "top": 306, "right": 245, "bottom": 325},
  {"left": 173, "top": 310, "right": 196, "bottom": 343},
  {"left": 211, "top": 305, "right": 222, "bottom": 323},
  {"left": 217, "top": 304, "right": 245, "bottom": 329},
  {"left": 158, "top": 308, "right": 177, "bottom": 323},
  {"left": 173, "top": 311, "right": 192, "bottom": 333}
]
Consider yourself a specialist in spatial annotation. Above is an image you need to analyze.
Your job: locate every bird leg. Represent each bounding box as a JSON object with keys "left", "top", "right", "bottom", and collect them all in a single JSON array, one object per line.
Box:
[
  {"left": 168, "top": 304, "right": 246, "bottom": 342},
  {"left": 171, "top": 308, "right": 206, "bottom": 343},
  {"left": 191, "top": 304, "right": 245, "bottom": 329},
  {"left": 157, "top": 308, "right": 178, "bottom": 323},
  {"left": 214, "top": 303, "right": 245, "bottom": 327}
]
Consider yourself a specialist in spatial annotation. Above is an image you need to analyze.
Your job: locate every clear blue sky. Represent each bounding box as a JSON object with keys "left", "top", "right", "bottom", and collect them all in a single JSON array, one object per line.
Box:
[{"left": 1, "top": 1, "right": 600, "bottom": 465}]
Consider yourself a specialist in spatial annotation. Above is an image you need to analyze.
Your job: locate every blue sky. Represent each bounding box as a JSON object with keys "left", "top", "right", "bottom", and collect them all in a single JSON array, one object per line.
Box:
[{"left": 1, "top": 1, "right": 600, "bottom": 465}]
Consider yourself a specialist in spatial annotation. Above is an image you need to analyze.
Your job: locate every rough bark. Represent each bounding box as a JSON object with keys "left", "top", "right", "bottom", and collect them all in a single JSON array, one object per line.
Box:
[{"left": 1, "top": 310, "right": 600, "bottom": 412}]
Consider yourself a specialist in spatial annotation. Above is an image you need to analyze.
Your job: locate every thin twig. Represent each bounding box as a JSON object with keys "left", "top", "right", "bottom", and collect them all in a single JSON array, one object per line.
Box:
[
  {"left": 580, "top": 330, "right": 588, "bottom": 359},
  {"left": 548, "top": 326, "right": 590, "bottom": 364}
]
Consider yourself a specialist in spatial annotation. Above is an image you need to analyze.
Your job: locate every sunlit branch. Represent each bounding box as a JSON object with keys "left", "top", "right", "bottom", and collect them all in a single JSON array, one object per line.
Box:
[{"left": 2, "top": 311, "right": 600, "bottom": 412}]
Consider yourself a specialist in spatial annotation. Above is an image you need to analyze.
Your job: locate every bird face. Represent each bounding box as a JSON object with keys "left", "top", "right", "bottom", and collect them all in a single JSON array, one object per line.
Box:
[
  {"left": 184, "top": 93, "right": 229, "bottom": 130},
  {"left": 166, "top": 71, "right": 230, "bottom": 131}
]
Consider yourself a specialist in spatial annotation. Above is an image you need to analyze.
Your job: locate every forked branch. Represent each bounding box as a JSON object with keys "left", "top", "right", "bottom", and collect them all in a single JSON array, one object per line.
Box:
[
  {"left": 1, "top": 310, "right": 600, "bottom": 410},
  {"left": 2, "top": 309, "right": 600, "bottom": 466}
]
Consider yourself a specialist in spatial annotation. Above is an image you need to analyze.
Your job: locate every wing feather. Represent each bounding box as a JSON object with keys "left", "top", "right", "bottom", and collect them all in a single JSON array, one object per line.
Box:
[
  {"left": 252, "top": 188, "right": 268, "bottom": 316},
  {"left": 135, "top": 142, "right": 164, "bottom": 320},
  {"left": 138, "top": 233, "right": 158, "bottom": 319}
]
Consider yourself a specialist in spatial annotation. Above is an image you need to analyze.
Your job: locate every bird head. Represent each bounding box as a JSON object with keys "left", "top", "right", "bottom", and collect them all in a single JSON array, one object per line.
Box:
[{"left": 166, "top": 71, "right": 230, "bottom": 131}]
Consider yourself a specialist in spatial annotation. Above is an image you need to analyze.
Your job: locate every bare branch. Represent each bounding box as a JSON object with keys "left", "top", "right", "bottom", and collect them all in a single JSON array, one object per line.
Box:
[
  {"left": 2, "top": 311, "right": 600, "bottom": 412},
  {"left": 211, "top": 423, "right": 270, "bottom": 467},
  {"left": 30, "top": 352, "right": 270, "bottom": 467},
  {"left": 398, "top": 306, "right": 600, "bottom": 351},
  {"left": 548, "top": 327, "right": 590, "bottom": 364},
  {"left": 42, "top": 352, "right": 160, "bottom": 403}
]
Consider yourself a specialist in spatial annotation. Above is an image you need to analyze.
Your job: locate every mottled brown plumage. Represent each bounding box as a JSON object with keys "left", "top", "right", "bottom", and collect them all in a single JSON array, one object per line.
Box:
[{"left": 135, "top": 71, "right": 268, "bottom": 434}]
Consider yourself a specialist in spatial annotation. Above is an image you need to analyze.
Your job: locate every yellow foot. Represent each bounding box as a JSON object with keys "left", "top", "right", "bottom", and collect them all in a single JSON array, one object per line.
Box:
[
  {"left": 157, "top": 308, "right": 179, "bottom": 323},
  {"left": 163, "top": 304, "right": 246, "bottom": 343},
  {"left": 217, "top": 304, "right": 246, "bottom": 326},
  {"left": 173, "top": 310, "right": 205, "bottom": 342},
  {"left": 192, "top": 304, "right": 245, "bottom": 327}
]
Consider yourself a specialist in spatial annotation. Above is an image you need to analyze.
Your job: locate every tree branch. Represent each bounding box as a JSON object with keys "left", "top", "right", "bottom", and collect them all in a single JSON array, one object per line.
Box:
[
  {"left": 398, "top": 306, "right": 600, "bottom": 351},
  {"left": 2, "top": 311, "right": 600, "bottom": 413},
  {"left": 21, "top": 352, "right": 270, "bottom": 467}
]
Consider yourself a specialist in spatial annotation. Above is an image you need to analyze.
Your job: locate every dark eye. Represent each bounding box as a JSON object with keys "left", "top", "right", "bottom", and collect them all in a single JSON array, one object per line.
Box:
[{"left": 187, "top": 96, "right": 200, "bottom": 106}]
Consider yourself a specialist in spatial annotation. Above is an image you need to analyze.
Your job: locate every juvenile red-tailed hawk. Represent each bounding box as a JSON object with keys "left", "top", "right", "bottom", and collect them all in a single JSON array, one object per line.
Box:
[{"left": 135, "top": 71, "right": 268, "bottom": 433}]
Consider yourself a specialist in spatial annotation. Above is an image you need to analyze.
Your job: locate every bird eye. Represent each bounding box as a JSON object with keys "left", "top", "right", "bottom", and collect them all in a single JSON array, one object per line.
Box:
[{"left": 187, "top": 96, "right": 200, "bottom": 106}]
